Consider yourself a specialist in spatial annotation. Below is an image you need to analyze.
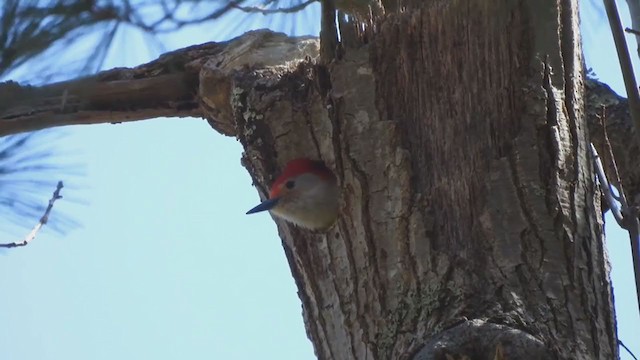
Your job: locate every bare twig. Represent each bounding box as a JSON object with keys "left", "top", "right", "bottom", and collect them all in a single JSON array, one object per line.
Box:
[
  {"left": 600, "top": 108, "right": 626, "bottom": 202},
  {"left": 129, "top": 1, "right": 250, "bottom": 33},
  {"left": 625, "top": 27, "right": 640, "bottom": 36},
  {"left": 619, "top": 339, "right": 638, "bottom": 360},
  {"left": 0, "top": 181, "right": 63, "bottom": 248},
  {"left": 591, "top": 144, "right": 624, "bottom": 225}
]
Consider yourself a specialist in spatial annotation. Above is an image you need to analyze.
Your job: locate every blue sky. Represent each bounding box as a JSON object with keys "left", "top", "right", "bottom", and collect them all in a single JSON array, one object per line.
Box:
[{"left": 0, "top": 2, "right": 638, "bottom": 360}]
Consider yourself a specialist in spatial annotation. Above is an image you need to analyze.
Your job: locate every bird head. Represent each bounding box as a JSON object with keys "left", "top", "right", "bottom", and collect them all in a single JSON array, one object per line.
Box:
[{"left": 246, "top": 158, "right": 339, "bottom": 230}]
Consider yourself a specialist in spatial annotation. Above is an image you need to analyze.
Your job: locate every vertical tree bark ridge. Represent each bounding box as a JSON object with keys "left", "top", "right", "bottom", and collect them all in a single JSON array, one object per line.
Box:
[
  {"left": 234, "top": 60, "right": 357, "bottom": 359},
  {"left": 328, "top": 47, "right": 412, "bottom": 358},
  {"left": 371, "top": 1, "right": 542, "bottom": 357},
  {"left": 368, "top": 0, "right": 617, "bottom": 358}
]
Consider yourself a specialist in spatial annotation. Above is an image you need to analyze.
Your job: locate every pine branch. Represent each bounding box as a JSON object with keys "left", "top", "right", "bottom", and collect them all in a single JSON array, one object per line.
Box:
[{"left": 0, "top": 181, "right": 63, "bottom": 248}]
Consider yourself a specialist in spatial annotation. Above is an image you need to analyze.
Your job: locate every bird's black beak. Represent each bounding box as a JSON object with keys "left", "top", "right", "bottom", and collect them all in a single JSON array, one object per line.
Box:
[{"left": 246, "top": 198, "right": 280, "bottom": 214}]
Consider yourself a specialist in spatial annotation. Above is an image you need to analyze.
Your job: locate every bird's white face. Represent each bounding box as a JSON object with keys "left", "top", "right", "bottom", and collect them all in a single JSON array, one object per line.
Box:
[
  {"left": 270, "top": 172, "right": 339, "bottom": 230},
  {"left": 245, "top": 159, "right": 340, "bottom": 231}
]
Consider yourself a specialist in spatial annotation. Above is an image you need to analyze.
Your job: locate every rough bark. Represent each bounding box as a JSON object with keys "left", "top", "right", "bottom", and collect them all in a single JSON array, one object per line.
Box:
[
  {"left": 370, "top": 0, "right": 616, "bottom": 358},
  {"left": 0, "top": 2, "right": 629, "bottom": 358},
  {"left": 239, "top": 0, "right": 618, "bottom": 359}
]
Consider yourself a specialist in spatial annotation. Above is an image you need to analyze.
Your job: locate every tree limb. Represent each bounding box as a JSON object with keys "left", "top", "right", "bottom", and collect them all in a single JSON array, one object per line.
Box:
[
  {"left": 0, "top": 30, "right": 320, "bottom": 136},
  {"left": 0, "top": 72, "right": 200, "bottom": 135}
]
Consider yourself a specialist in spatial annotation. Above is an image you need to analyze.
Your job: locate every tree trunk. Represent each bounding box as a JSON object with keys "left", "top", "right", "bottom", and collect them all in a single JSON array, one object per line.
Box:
[
  {"left": 0, "top": 1, "right": 623, "bottom": 359},
  {"left": 240, "top": 0, "right": 618, "bottom": 358}
]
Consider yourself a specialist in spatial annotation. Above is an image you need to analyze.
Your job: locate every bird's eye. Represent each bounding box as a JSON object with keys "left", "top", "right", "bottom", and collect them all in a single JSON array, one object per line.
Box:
[{"left": 285, "top": 180, "right": 295, "bottom": 189}]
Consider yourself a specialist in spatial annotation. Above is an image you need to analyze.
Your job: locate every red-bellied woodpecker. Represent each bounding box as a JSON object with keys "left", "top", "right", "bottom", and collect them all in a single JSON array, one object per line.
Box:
[{"left": 246, "top": 158, "right": 339, "bottom": 230}]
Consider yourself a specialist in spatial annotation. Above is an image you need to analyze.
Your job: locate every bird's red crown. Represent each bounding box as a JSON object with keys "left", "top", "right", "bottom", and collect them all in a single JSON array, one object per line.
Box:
[{"left": 269, "top": 158, "right": 335, "bottom": 198}]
